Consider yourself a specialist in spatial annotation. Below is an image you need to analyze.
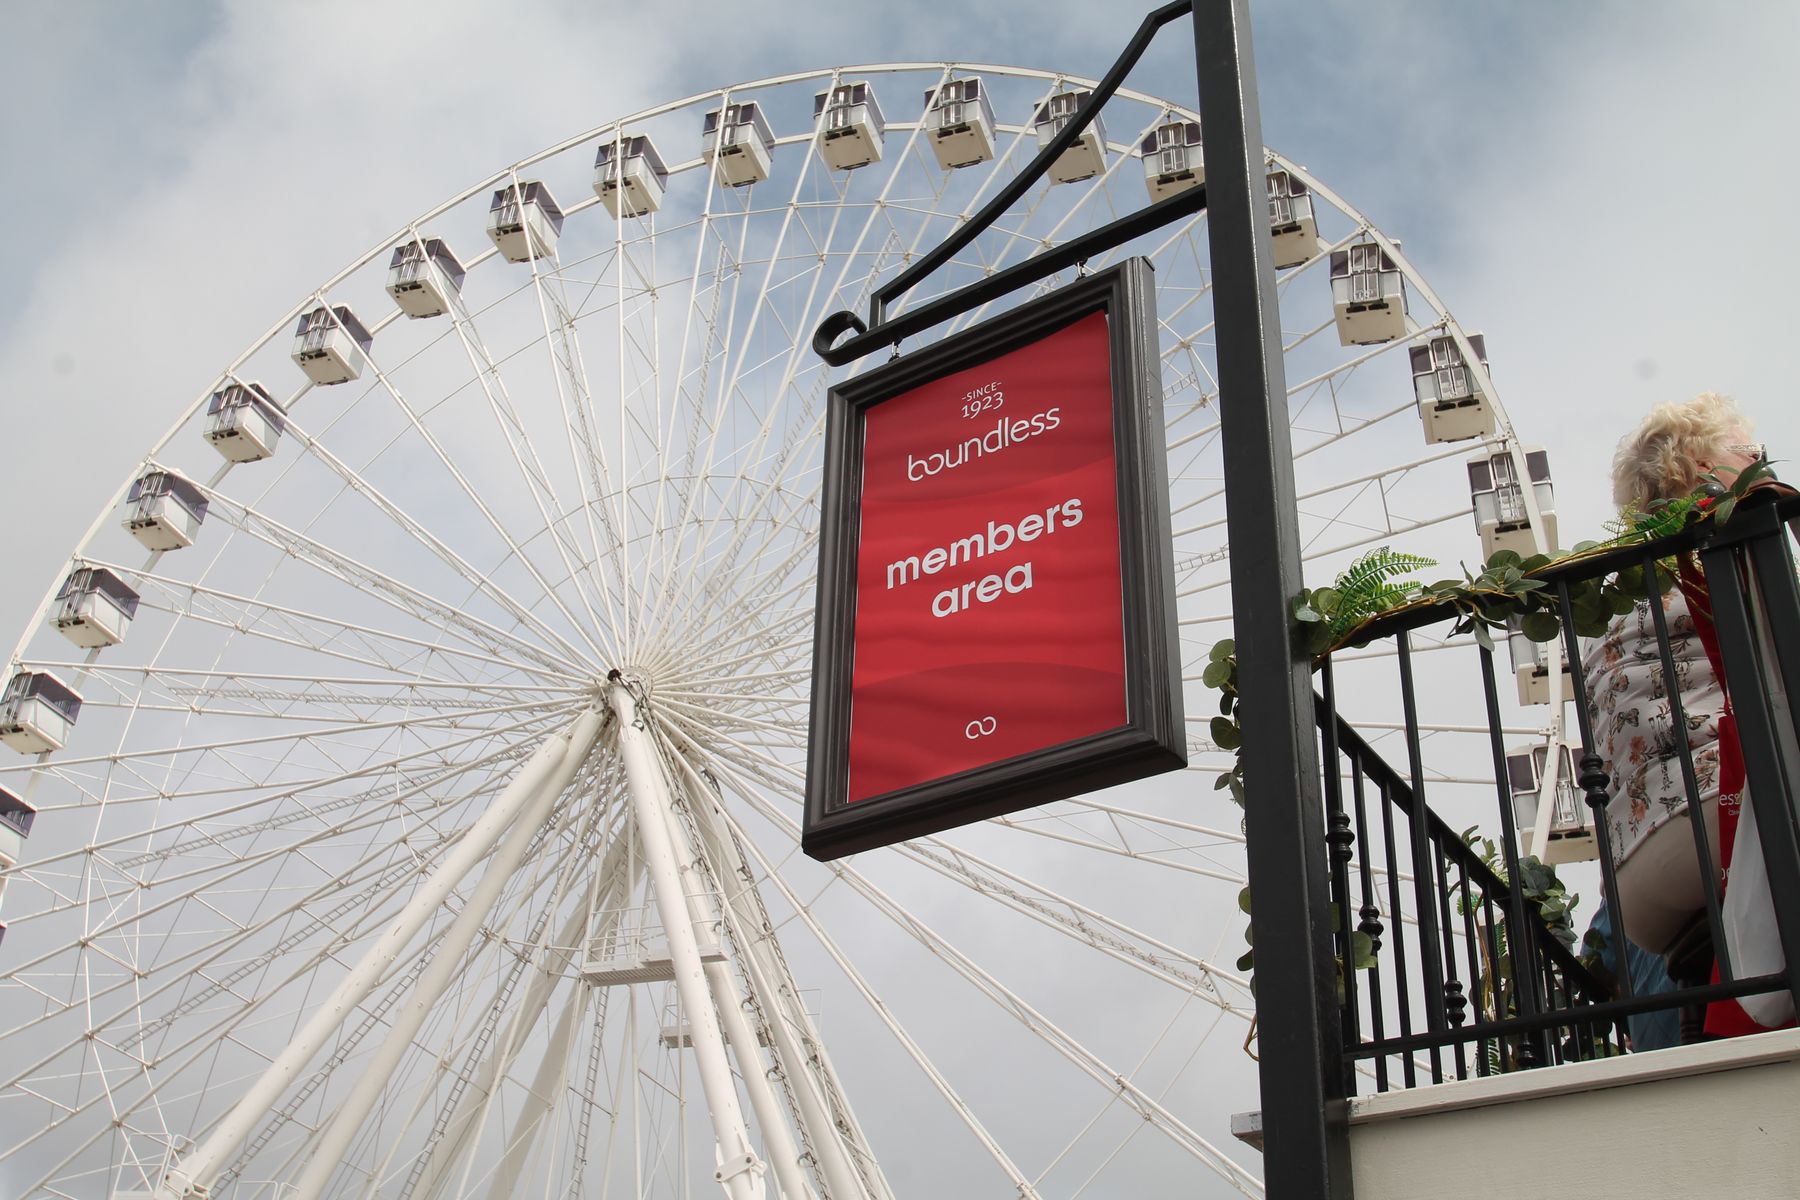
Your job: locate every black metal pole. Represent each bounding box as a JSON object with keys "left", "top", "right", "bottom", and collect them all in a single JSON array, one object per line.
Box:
[{"left": 1193, "top": 2, "right": 1351, "bottom": 1196}]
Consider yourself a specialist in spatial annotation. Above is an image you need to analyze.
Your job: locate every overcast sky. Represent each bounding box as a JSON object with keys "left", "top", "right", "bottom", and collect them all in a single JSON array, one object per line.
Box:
[
  {"left": 0, "top": 2, "right": 1796, "bottom": 1193},
  {"left": 4, "top": 2, "right": 1797, "bottom": 645}
]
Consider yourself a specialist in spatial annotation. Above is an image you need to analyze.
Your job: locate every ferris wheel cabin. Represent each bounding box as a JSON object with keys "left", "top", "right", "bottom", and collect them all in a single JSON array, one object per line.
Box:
[
  {"left": 1467, "top": 446, "right": 1557, "bottom": 560},
  {"left": 122, "top": 469, "right": 209, "bottom": 552},
  {"left": 1508, "top": 741, "right": 1597, "bottom": 864},
  {"left": 923, "top": 78, "right": 997, "bottom": 169},
  {"left": 203, "top": 381, "right": 286, "bottom": 462},
  {"left": 0, "top": 782, "right": 34, "bottom": 876},
  {"left": 291, "top": 305, "right": 373, "bottom": 386},
  {"left": 1411, "top": 332, "right": 1497, "bottom": 445},
  {"left": 1329, "top": 242, "right": 1407, "bottom": 346},
  {"left": 1141, "top": 120, "right": 1203, "bottom": 201},
  {"left": 1034, "top": 91, "right": 1107, "bottom": 184},
  {"left": 814, "top": 82, "right": 886, "bottom": 171},
  {"left": 702, "top": 103, "right": 775, "bottom": 188},
  {"left": 0, "top": 671, "right": 82, "bottom": 755},
  {"left": 594, "top": 135, "right": 669, "bottom": 219},
  {"left": 487, "top": 181, "right": 565, "bottom": 263},
  {"left": 51, "top": 566, "right": 140, "bottom": 649},
  {"left": 1505, "top": 613, "right": 1572, "bottom": 707},
  {"left": 386, "top": 238, "right": 466, "bottom": 318},
  {"left": 0, "top": 786, "right": 30, "bottom": 949},
  {"left": 1266, "top": 169, "right": 1320, "bottom": 269}
]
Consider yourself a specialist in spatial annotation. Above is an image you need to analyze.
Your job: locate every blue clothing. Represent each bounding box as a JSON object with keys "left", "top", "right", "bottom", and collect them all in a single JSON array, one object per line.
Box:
[{"left": 1585, "top": 900, "right": 1681, "bottom": 1051}]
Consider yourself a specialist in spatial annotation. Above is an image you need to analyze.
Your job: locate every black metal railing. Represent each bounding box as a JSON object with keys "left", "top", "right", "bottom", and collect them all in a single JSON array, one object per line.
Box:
[{"left": 1312, "top": 491, "right": 1800, "bottom": 1094}]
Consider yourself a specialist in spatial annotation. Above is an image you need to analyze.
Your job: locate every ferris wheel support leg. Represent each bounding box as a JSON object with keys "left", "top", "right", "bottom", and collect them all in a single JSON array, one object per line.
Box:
[
  {"left": 415, "top": 839, "right": 640, "bottom": 1200},
  {"left": 699, "top": 956, "right": 815, "bottom": 1200},
  {"left": 153, "top": 708, "right": 598, "bottom": 1200},
  {"left": 656, "top": 791, "right": 815, "bottom": 1200},
  {"left": 482, "top": 977, "right": 594, "bottom": 1200},
  {"left": 678, "top": 763, "right": 887, "bottom": 1200},
  {"left": 610, "top": 680, "right": 769, "bottom": 1200},
  {"left": 288, "top": 704, "right": 607, "bottom": 1200}
]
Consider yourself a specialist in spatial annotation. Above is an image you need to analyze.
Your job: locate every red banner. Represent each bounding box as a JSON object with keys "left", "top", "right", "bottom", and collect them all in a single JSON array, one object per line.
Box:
[{"left": 846, "top": 310, "right": 1128, "bottom": 802}]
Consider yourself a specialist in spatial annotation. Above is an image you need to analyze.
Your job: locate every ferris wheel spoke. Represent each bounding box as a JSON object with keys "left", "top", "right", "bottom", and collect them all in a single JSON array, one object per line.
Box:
[
  {"left": 1281, "top": 336, "right": 1410, "bottom": 431},
  {"left": 704, "top": 787, "right": 1039, "bottom": 1197},
  {"left": 664, "top": 530, "right": 818, "bottom": 629},
  {"left": 650, "top": 696, "right": 806, "bottom": 746},
  {"left": 645, "top": 483, "right": 819, "bottom": 665},
  {"left": 36, "top": 761, "right": 518, "bottom": 941},
  {"left": 270, "top": 410, "right": 597, "bottom": 676},
  {"left": 403, "top": 809, "right": 634, "bottom": 1200},
  {"left": 879, "top": 103, "right": 1038, "bottom": 279},
  {"left": 941, "top": 111, "right": 1169, "bottom": 337},
  {"left": 14, "top": 662, "right": 581, "bottom": 733},
  {"left": 431, "top": 272, "right": 624, "bottom": 654},
  {"left": 142, "top": 709, "right": 602, "bottom": 1198},
  {"left": 2, "top": 859, "right": 441, "bottom": 1181},
  {"left": 652, "top": 691, "right": 803, "bottom": 724},
  {"left": 896, "top": 837, "right": 1252, "bottom": 1013},
  {"left": 290, "top": 346, "right": 613, "bottom": 672},
  {"left": 984, "top": 811, "right": 1247, "bottom": 887},
  {"left": 1056, "top": 797, "right": 1247, "bottom": 852},
  {"left": 279, "top": 780, "right": 607, "bottom": 1200},
  {"left": 797, "top": 844, "right": 1263, "bottom": 1195},
  {"left": 667, "top": 751, "right": 892, "bottom": 1199},
  {"left": 79, "top": 560, "right": 575, "bottom": 688},
  {"left": 705, "top": 741, "right": 1267, "bottom": 1194},
  {"left": 0, "top": 695, "right": 581, "bottom": 779},
  {"left": 1172, "top": 398, "right": 1421, "bottom": 533},
  {"left": 4, "top": 727, "right": 570, "bottom": 899},
  {"left": 707, "top": 755, "right": 1261, "bottom": 1198},
  {"left": 47, "top": 854, "right": 425, "bottom": 1063},
  {"left": 521, "top": 252, "right": 634, "bottom": 662},
  {"left": 387, "top": 779, "right": 621, "bottom": 1196},
  {"left": 647, "top": 198, "right": 761, "bottom": 619},
  {"left": 145, "top": 472, "right": 576, "bottom": 677},
  {"left": 205, "top": 812, "right": 602, "bottom": 1197},
  {"left": 650, "top": 561, "right": 815, "bottom": 686},
  {"left": 13, "top": 781, "right": 485, "bottom": 1016},
  {"left": 21, "top": 705, "right": 560, "bottom": 871},
  {"left": 1176, "top": 503, "right": 1474, "bottom": 604}
]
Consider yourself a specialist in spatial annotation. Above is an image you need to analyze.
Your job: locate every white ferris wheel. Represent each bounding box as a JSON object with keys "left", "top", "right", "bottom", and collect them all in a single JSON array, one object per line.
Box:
[{"left": 0, "top": 64, "right": 1556, "bottom": 1200}]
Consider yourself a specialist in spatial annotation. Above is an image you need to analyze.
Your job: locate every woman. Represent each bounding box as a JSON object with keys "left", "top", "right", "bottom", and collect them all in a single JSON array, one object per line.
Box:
[{"left": 1589, "top": 392, "right": 1787, "bottom": 1039}]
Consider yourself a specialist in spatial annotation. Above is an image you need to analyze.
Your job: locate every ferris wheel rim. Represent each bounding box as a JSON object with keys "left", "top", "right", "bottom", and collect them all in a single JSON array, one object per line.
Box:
[{"left": 0, "top": 60, "right": 1548, "bottom": 1200}]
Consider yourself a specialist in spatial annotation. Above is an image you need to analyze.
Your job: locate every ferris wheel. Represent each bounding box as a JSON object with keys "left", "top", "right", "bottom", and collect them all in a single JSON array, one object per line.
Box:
[{"left": 0, "top": 64, "right": 1558, "bottom": 1200}]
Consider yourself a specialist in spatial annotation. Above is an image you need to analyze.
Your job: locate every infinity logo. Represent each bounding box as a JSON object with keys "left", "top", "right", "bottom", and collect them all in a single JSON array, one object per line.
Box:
[{"left": 964, "top": 716, "right": 997, "bottom": 740}]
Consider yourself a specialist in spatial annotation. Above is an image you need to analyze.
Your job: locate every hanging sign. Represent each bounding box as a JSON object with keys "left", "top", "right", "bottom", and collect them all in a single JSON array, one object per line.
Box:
[{"left": 804, "top": 257, "right": 1185, "bottom": 860}]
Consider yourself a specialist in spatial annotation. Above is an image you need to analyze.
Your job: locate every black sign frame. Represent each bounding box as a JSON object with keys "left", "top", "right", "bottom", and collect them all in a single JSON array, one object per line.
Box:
[{"left": 804, "top": 256, "right": 1185, "bottom": 861}]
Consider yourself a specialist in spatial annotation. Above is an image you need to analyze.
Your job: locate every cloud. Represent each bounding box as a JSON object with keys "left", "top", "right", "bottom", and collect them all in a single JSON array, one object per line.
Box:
[
  {"left": 2, "top": 4, "right": 1797, "bottom": 1196},
  {"left": 1413, "top": 3, "right": 1800, "bottom": 531}
]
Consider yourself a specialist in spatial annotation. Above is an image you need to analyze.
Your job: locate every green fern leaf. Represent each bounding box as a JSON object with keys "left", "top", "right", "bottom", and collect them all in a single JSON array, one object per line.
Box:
[{"left": 1323, "top": 548, "right": 1438, "bottom": 637}]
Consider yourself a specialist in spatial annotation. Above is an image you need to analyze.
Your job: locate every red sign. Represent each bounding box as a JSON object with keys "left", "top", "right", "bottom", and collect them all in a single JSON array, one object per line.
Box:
[
  {"left": 846, "top": 311, "right": 1128, "bottom": 800},
  {"left": 805, "top": 258, "right": 1182, "bottom": 861}
]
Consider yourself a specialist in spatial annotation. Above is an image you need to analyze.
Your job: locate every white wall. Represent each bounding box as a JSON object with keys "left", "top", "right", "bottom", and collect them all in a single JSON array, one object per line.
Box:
[{"left": 1348, "top": 1031, "right": 1800, "bottom": 1200}]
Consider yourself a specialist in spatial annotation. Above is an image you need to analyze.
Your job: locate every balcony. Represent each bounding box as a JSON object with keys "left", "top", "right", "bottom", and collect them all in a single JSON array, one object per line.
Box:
[{"left": 1234, "top": 490, "right": 1800, "bottom": 1196}]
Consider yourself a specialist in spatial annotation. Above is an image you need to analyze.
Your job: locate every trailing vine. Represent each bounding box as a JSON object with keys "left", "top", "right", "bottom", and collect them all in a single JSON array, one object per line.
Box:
[{"left": 1209, "top": 457, "right": 1777, "bottom": 805}]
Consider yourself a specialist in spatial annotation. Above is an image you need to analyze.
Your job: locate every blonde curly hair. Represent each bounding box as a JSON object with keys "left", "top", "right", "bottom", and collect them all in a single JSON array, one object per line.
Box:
[{"left": 1611, "top": 392, "right": 1753, "bottom": 507}]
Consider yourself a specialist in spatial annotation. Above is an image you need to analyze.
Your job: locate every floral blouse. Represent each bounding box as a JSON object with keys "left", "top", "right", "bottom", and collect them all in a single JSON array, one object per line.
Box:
[{"left": 1582, "top": 588, "right": 1724, "bottom": 868}]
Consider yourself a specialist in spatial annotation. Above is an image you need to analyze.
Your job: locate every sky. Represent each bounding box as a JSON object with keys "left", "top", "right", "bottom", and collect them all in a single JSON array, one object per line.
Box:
[
  {"left": 5, "top": 1, "right": 1799, "bottom": 640},
  {"left": 0, "top": 1, "right": 1796, "bottom": 1194},
  {"left": 4, "top": 1, "right": 1798, "bottom": 646}
]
